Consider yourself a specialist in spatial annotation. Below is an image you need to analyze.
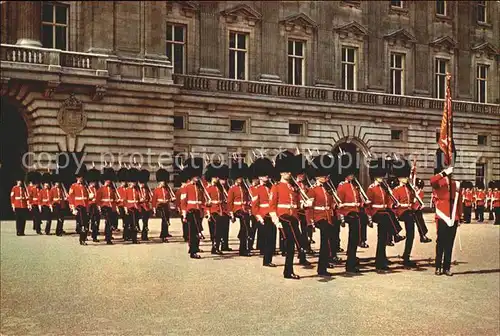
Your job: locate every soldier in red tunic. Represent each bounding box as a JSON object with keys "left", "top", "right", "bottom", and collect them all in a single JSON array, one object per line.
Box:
[
  {"left": 248, "top": 172, "right": 260, "bottom": 252},
  {"left": 228, "top": 160, "right": 252, "bottom": 256},
  {"left": 68, "top": 167, "right": 90, "bottom": 245},
  {"left": 27, "top": 171, "right": 42, "bottom": 234},
  {"left": 474, "top": 181, "right": 486, "bottom": 223},
  {"left": 269, "top": 151, "right": 305, "bottom": 279},
  {"left": 96, "top": 168, "right": 118, "bottom": 245},
  {"left": 116, "top": 168, "right": 129, "bottom": 236},
  {"left": 138, "top": 169, "right": 153, "bottom": 241},
  {"left": 123, "top": 168, "right": 140, "bottom": 244},
  {"left": 251, "top": 157, "right": 277, "bottom": 267},
  {"left": 86, "top": 167, "right": 101, "bottom": 242},
  {"left": 293, "top": 154, "right": 315, "bottom": 258},
  {"left": 39, "top": 173, "right": 53, "bottom": 235},
  {"left": 493, "top": 181, "right": 500, "bottom": 225},
  {"left": 10, "top": 174, "right": 29, "bottom": 236},
  {"left": 204, "top": 162, "right": 224, "bottom": 254},
  {"left": 153, "top": 168, "right": 172, "bottom": 243},
  {"left": 306, "top": 154, "right": 336, "bottom": 276},
  {"left": 486, "top": 181, "right": 494, "bottom": 221},
  {"left": 174, "top": 171, "right": 189, "bottom": 242},
  {"left": 462, "top": 182, "right": 474, "bottom": 223},
  {"left": 413, "top": 178, "right": 432, "bottom": 243},
  {"left": 50, "top": 174, "right": 67, "bottom": 236}
]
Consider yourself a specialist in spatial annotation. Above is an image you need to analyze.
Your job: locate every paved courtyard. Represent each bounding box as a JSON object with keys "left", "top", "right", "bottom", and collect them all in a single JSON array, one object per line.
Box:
[{"left": 1, "top": 214, "right": 499, "bottom": 335}]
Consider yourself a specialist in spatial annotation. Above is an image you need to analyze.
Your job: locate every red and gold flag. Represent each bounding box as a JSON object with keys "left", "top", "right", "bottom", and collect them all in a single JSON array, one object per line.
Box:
[{"left": 438, "top": 73, "right": 453, "bottom": 165}]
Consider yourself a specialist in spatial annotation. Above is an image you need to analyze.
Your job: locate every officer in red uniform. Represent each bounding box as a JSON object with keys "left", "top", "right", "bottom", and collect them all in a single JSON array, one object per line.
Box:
[
  {"left": 204, "top": 163, "right": 224, "bottom": 254},
  {"left": 218, "top": 165, "right": 233, "bottom": 251},
  {"left": 306, "top": 154, "right": 336, "bottom": 276},
  {"left": 336, "top": 154, "right": 365, "bottom": 274},
  {"left": 251, "top": 157, "right": 277, "bottom": 267},
  {"left": 174, "top": 171, "right": 189, "bottom": 242},
  {"left": 269, "top": 151, "right": 305, "bottom": 279},
  {"left": 486, "top": 181, "right": 494, "bottom": 221},
  {"left": 294, "top": 154, "right": 315, "bottom": 258},
  {"left": 27, "top": 171, "right": 42, "bottom": 234},
  {"left": 138, "top": 169, "right": 153, "bottom": 241},
  {"left": 10, "top": 174, "right": 29, "bottom": 236},
  {"left": 39, "top": 173, "right": 53, "bottom": 235},
  {"left": 431, "top": 149, "right": 462, "bottom": 276},
  {"left": 153, "top": 168, "right": 173, "bottom": 243},
  {"left": 248, "top": 173, "right": 260, "bottom": 252},
  {"left": 68, "top": 167, "right": 90, "bottom": 245},
  {"left": 462, "top": 182, "right": 474, "bottom": 223},
  {"left": 474, "top": 181, "right": 486, "bottom": 223},
  {"left": 86, "top": 168, "right": 101, "bottom": 242},
  {"left": 116, "top": 168, "right": 129, "bottom": 236},
  {"left": 50, "top": 174, "right": 67, "bottom": 236},
  {"left": 228, "top": 160, "right": 252, "bottom": 256},
  {"left": 96, "top": 167, "right": 118, "bottom": 245},
  {"left": 123, "top": 168, "right": 140, "bottom": 244},
  {"left": 413, "top": 178, "right": 432, "bottom": 243}
]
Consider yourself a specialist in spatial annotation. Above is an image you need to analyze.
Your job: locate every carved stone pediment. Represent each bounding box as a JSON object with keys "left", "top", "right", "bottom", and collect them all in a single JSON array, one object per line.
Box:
[
  {"left": 335, "top": 21, "right": 368, "bottom": 41},
  {"left": 429, "top": 36, "right": 457, "bottom": 54},
  {"left": 166, "top": 1, "right": 199, "bottom": 18},
  {"left": 280, "top": 13, "right": 317, "bottom": 35},
  {"left": 57, "top": 94, "right": 87, "bottom": 137},
  {"left": 384, "top": 28, "right": 416, "bottom": 48},
  {"left": 221, "top": 4, "right": 262, "bottom": 26},
  {"left": 472, "top": 42, "right": 499, "bottom": 60}
]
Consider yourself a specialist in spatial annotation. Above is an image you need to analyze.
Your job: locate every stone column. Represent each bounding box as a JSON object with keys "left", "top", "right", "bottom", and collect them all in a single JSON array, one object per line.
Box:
[
  {"left": 15, "top": 1, "right": 42, "bottom": 47},
  {"left": 258, "top": 2, "right": 281, "bottom": 82},
  {"left": 198, "top": 2, "right": 221, "bottom": 76}
]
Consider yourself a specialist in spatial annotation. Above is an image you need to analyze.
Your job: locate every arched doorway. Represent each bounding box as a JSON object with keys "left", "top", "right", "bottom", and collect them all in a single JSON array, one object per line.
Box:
[
  {"left": 0, "top": 97, "right": 29, "bottom": 220},
  {"left": 332, "top": 137, "right": 370, "bottom": 190}
]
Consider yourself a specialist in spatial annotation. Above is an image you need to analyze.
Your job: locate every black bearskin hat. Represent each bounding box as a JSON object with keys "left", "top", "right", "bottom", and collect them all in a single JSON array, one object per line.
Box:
[
  {"left": 392, "top": 159, "right": 411, "bottom": 178},
  {"left": 156, "top": 168, "right": 170, "bottom": 183},
  {"left": 86, "top": 167, "right": 101, "bottom": 183},
  {"left": 128, "top": 168, "right": 140, "bottom": 183},
  {"left": 183, "top": 157, "right": 204, "bottom": 179},
  {"left": 475, "top": 180, "right": 485, "bottom": 190},
  {"left": 337, "top": 153, "right": 358, "bottom": 179},
  {"left": 41, "top": 172, "right": 52, "bottom": 185},
  {"left": 117, "top": 167, "right": 129, "bottom": 182},
  {"left": 252, "top": 157, "right": 275, "bottom": 178},
  {"left": 460, "top": 181, "right": 474, "bottom": 189},
  {"left": 102, "top": 166, "right": 116, "bottom": 182},
  {"left": 274, "top": 150, "right": 295, "bottom": 174},
  {"left": 368, "top": 158, "right": 388, "bottom": 179},
  {"left": 308, "top": 154, "right": 335, "bottom": 178},
  {"left": 230, "top": 160, "right": 249, "bottom": 180},
  {"left": 139, "top": 169, "right": 150, "bottom": 184},
  {"left": 487, "top": 180, "right": 495, "bottom": 189}
]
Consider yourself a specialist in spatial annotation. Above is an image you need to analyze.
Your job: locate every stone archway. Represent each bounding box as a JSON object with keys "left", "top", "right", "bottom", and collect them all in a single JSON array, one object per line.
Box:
[
  {"left": 0, "top": 97, "right": 29, "bottom": 219},
  {"left": 332, "top": 136, "right": 371, "bottom": 190}
]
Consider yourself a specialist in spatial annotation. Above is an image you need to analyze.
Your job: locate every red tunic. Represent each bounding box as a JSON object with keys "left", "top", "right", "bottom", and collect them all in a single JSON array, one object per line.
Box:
[
  {"left": 10, "top": 185, "right": 29, "bottom": 209},
  {"left": 138, "top": 186, "right": 152, "bottom": 211},
  {"left": 39, "top": 188, "right": 52, "bottom": 207},
  {"left": 337, "top": 181, "right": 361, "bottom": 216},
  {"left": 412, "top": 190, "right": 424, "bottom": 211},
  {"left": 124, "top": 186, "right": 141, "bottom": 210},
  {"left": 116, "top": 186, "right": 127, "bottom": 207},
  {"left": 68, "top": 183, "right": 89, "bottom": 208},
  {"left": 296, "top": 180, "right": 308, "bottom": 214},
  {"left": 206, "top": 184, "right": 224, "bottom": 215},
  {"left": 306, "top": 184, "right": 334, "bottom": 224},
  {"left": 492, "top": 190, "right": 500, "bottom": 208},
  {"left": 50, "top": 186, "right": 64, "bottom": 206},
  {"left": 474, "top": 190, "right": 486, "bottom": 207},
  {"left": 227, "top": 184, "right": 249, "bottom": 214},
  {"left": 366, "top": 183, "right": 391, "bottom": 217},
  {"left": 269, "top": 181, "right": 300, "bottom": 219},
  {"left": 88, "top": 185, "right": 98, "bottom": 205},
  {"left": 252, "top": 184, "right": 272, "bottom": 218},
  {"left": 175, "top": 186, "right": 185, "bottom": 212},
  {"left": 430, "top": 173, "right": 462, "bottom": 226},
  {"left": 152, "top": 186, "right": 170, "bottom": 208},
  {"left": 180, "top": 182, "right": 205, "bottom": 213},
  {"left": 28, "top": 185, "right": 40, "bottom": 206},
  {"left": 96, "top": 185, "right": 117, "bottom": 209},
  {"left": 463, "top": 190, "right": 474, "bottom": 207},
  {"left": 392, "top": 184, "right": 413, "bottom": 218}
]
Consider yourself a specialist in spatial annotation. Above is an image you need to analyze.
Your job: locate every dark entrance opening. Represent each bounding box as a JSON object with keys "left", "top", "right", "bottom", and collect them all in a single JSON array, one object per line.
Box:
[{"left": 0, "top": 98, "right": 29, "bottom": 220}]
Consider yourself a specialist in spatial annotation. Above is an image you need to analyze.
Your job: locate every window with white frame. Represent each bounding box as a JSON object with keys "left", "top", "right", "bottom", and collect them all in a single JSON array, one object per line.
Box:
[
  {"left": 390, "top": 53, "right": 405, "bottom": 95},
  {"left": 229, "top": 32, "right": 248, "bottom": 80},
  {"left": 476, "top": 64, "right": 488, "bottom": 103},
  {"left": 434, "top": 58, "right": 448, "bottom": 99},
  {"left": 166, "top": 24, "right": 186, "bottom": 74},
  {"left": 287, "top": 40, "right": 305, "bottom": 85},
  {"left": 477, "top": 1, "right": 487, "bottom": 23},
  {"left": 436, "top": 0, "right": 446, "bottom": 15},
  {"left": 41, "top": 2, "right": 68, "bottom": 50},
  {"left": 390, "top": 1, "right": 403, "bottom": 8},
  {"left": 341, "top": 47, "right": 357, "bottom": 90}
]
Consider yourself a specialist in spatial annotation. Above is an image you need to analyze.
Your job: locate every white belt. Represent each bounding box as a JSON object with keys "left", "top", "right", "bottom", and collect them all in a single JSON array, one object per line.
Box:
[
  {"left": 32, "top": 198, "right": 38, "bottom": 201},
  {"left": 399, "top": 203, "right": 410, "bottom": 207},
  {"left": 314, "top": 206, "right": 330, "bottom": 210},
  {"left": 372, "top": 204, "right": 386, "bottom": 209},
  {"left": 211, "top": 200, "right": 221, "bottom": 204},
  {"left": 75, "top": 197, "right": 87, "bottom": 200},
  {"left": 14, "top": 197, "right": 25, "bottom": 200},
  {"left": 157, "top": 199, "right": 168, "bottom": 202},
  {"left": 53, "top": 198, "right": 61, "bottom": 201},
  {"left": 102, "top": 199, "right": 112, "bottom": 202},
  {"left": 277, "top": 204, "right": 298, "bottom": 209},
  {"left": 127, "top": 200, "right": 138, "bottom": 203},
  {"left": 259, "top": 204, "right": 269, "bottom": 208},
  {"left": 343, "top": 202, "right": 360, "bottom": 207},
  {"left": 42, "top": 199, "right": 49, "bottom": 202},
  {"left": 187, "top": 201, "right": 202, "bottom": 204},
  {"left": 233, "top": 201, "right": 244, "bottom": 205}
]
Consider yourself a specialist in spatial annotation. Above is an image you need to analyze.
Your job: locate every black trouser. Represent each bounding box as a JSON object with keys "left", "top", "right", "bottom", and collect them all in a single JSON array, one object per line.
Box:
[
  {"left": 463, "top": 205, "right": 472, "bottom": 223},
  {"left": 279, "top": 215, "right": 303, "bottom": 276},
  {"left": 53, "top": 203, "right": 65, "bottom": 235},
  {"left": 208, "top": 212, "right": 223, "bottom": 251},
  {"left": 400, "top": 210, "right": 416, "bottom": 261},
  {"left": 127, "top": 208, "right": 139, "bottom": 243},
  {"left": 330, "top": 218, "right": 341, "bottom": 259},
  {"left": 372, "top": 212, "right": 391, "bottom": 268},
  {"left": 15, "top": 208, "right": 28, "bottom": 235},
  {"left": 413, "top": 210, "right": 428, "bottom": 238},
  {"left": 315, "top": 220, "right": 332, "bottom": 273},
  {"left": 76, "top": 205, "right": 89, "bottom": 243},
  {"left": 488, "top": 205, "right": 494, "bottom": 220},
  {"left": 187, "top": 209, "right": 202, "bottom": 254},
  {"left": 32, "top": 205, "right": 41, "bottom": 232},
  {"left": 298, "top": 213, "right": 311, "bottom": 251},
  {"left": 89, "top": 203, "right": 100, "bottom": 240},
  {"left": 118, "top": 206, "right": 129, "bottom": 239},
  {"left": 141, "top": 209, "right": 150, "bottom": 240},
  {"left": 158, "top": 205, "right": 170, "bottom": 238},
  {"left": 383, "top": 209, "right": 403, "bottom": 237},
  {"left": 220, "top": 214, "right": 231, "bottom": 249},
  {"left": 100, "top": 206, "right": 115, "bottom": 243},
  {"left": 235, "top": 211, "right": 251, "bottom": 254},
  {"left": 359, "top": 211, "right": 368, "bottom": 243},
  {"left": 344, "top": 212, "right": 361, "bottom": 270},
  {"left": 249, "top": 215, "right": 259, "bottom": 250},
  {"left": 435, "top": 219, "right": 458, "bottom": 271},
  {"left": 262, "top": 216, "right": 276, "bottom": 265},
  {"left": 41, "top": 205, "right": 52, "bottom": 234},
  {"left": 476, "top": 205, "right": 484, "bottom": 222},
  {"left": 494, "top": 207, "right": 500, "bottom": 225}
]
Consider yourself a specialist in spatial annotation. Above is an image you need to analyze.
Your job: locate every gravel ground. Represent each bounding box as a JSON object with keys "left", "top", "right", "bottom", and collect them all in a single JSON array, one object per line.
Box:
[{"left": 1, "top": 214, "right": 499, "bottom": 336}]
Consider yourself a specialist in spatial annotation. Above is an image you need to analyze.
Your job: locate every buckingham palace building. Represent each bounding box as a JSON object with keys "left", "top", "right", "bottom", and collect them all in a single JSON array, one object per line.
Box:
[{"left": 1, "top": 0, "right": 499, "bottom": 212}]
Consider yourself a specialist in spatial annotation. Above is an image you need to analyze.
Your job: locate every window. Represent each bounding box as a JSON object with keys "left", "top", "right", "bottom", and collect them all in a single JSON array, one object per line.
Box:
[
  {"left": 230, "top": 119, "right": 246, "bottom": 133},
  {"left": 391, "top": 1, "right": 403, "bottom": 8},
  {"left": 475, "top": 163, "right": 486, "bottom": 185},
  {"left": 41, "top": 3, "right": 68, "bottom": 50},
  {"left": 391, "top": 129, "right": 404, "bottom": 141},
  {"left": 229, "top": 32, "right": 248, "bottom": 80},
  {"left": 166, "top": 24, "right": 186, "bottom": 74},
  {"left": 477, "top": 1, "right": 486, "bottom": 23},
  {"left": 390, "top": 53, "right": 405, "bottom": 95},
  {"left": 341, "top": 47, "right": 357, "bottom": 90},
  {"left": 436, "top": 0, "right": 447, "bottom": 15},
  {"left": 476, "top": 65, "right": 488, "bottom": 103},
  {"left": 478, "top": 135, "right": 488, "bottom": 146},
  {"left": 434, "top": 59, "right": 448, "bottom": 99},
  {"left": 288, "top": 40, "right": 305, "bottom": 85},
  {"left": 173, "top": 115, "right": 185, "bottom": 130},
  {"left": 289, "top": 123, "right": 304, "bottom": 136}
]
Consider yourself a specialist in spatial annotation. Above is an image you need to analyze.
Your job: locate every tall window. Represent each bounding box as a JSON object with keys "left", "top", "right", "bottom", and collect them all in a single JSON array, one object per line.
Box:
[
  {"left": 287, "top": 40, "right": 305, "bottom": 85},
  {"left": 434, "top": 59, "right": 448, "bottom": 99},
  {"left": 390, "top": 53, "right": 405, "bottom": 95},
  {"left": 229, "top": 32, "right": 248, "bottom": 80},
  {"left": 41, "top": 2, "right": 68, "bottom": 50},
  {"left": 390, "top": 1, "right": 403, "bottom": 8},
  {"left": 476, "top": 64, "right": 488, "bottom": 103},
  {"left": 475, "top": 163, "right": 486, "bottom": 185},
  {"left": 477, "top": 1, "right": 487, "bottom": 23},
  {"left": 166, "top": 24, "right": 186, "bottom": 74},
  {"left": 436, "top": 0, "right": 446, "bottom": 15},
  {"left": 341, "top": 47, "right": 357, "bottom": 90}
]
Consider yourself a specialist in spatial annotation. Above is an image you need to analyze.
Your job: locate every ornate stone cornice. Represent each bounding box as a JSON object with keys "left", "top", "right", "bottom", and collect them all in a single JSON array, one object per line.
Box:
[
  {"left": 280, "top": 13, "right": 317, "bottom": 35},
  {"left": 166, "top": 1, "right": 199, "bottom": 18},
  {"left": 334, "top": 21, "right": 368, "bottom": 42},
  {"left": 429, "top": 36, "right": 457, "bottom": 54},
  {"left": 472, "top": 42, "right": 499, "bottom": 60},
  {"left": 221, "top": 4, "right": 262, "bottom": 26},
  {"left": 384, "top": 28, "right": 416, "bottom": 48}
]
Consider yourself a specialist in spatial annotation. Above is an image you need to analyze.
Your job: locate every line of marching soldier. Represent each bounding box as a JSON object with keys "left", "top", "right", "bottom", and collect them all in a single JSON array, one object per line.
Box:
[{"left": 460, "top": 180, "right": 499, "bottom": 224}]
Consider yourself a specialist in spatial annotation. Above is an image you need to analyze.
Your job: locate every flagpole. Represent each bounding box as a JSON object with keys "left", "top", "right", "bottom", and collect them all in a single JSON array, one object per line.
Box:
[{"left": 446, "top": 73, "right": 453, "bottom": 225}]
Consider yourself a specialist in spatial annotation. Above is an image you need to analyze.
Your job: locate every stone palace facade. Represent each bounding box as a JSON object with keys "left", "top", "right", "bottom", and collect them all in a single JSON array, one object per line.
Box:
[{"left": 1, "top": 1, "right": 499, "bottom": 198}]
